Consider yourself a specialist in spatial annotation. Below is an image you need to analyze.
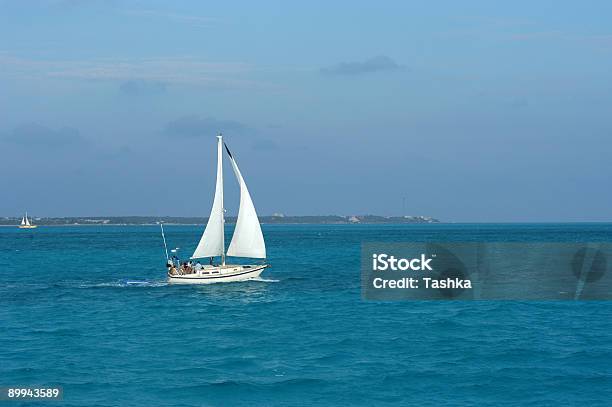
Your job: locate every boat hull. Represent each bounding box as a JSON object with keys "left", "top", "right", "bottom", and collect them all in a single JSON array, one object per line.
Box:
[
  {"left": 18, "top": 225, "right": 37, "bottom": 229},
  {"left": 167, "top": 264, "right": 267, "bottom": 284}
]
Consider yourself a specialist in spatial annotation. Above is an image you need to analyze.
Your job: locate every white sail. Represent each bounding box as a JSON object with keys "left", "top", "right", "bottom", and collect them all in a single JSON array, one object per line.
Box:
[
  {"left": 192, "top": 136, "right": 225, "bottom": 259},
  {"left": 20, "top": 217, "right": 25, "bottom": 226},
  {"left": 25, "top": 216, "right": 31, "bottom": 226},
  {"left": 225, "top": 143, "right": 266, "bottom": 259}
]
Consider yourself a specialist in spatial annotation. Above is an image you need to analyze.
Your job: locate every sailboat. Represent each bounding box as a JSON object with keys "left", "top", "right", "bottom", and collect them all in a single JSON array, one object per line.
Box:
[
  {"left": 166, "top": 135, "right": 268, "bottom": 283},
  {"left": 18, "top": 212, "right": 37, "bottom": 229}
]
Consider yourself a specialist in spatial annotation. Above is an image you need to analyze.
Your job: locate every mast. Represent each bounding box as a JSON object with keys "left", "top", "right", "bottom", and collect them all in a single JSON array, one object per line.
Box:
[{"left": 218, "top": 134, "right": 226, "bottom": 266}]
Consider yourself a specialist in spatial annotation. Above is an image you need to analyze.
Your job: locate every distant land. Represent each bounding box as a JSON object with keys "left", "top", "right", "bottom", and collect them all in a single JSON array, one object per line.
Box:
[{"left": 0, "top": 215, "right": 439, "bottom": 226}]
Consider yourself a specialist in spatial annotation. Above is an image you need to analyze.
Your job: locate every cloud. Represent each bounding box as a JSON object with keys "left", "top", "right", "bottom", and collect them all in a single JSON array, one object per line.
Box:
[
  {"left": 252, "top": 138, "right": 278, "bottom": 151},
  {"left": 23, "top": 0, "right": 117, "bottom": 11},
  {"left": 452, "top": 15, "right": 535, "bottom": 29},
  {"left": 122, "top": 9, "right": 219, "bottom": 27},
  {"left": 321, "top": 56, "right": 402, "bottom": 75},
  {"left": 54, "top": 0, "right": 113, "bottom": 9},
  {"left": 509, "top": 31, "right": 565, "bottom": 41},
  {"left": 46, "top": 58, "right": 250, "bottom": 86},
  {"left": 163, "top": 116, "right": 251, "bottom": 138},
  {"left": 119, "top": 79, "right": 167, "bottom": 95},
  {"left": 508, "top": 31, "right": 612, "bottom": 49},
  {"left": 506, "top": 98, "right": 529, "bottom": 109},
  {"left": 0, "top": 54, "right": 263, "bottom": 88},
  {"left": 3, "top": 123, "right": 86, "bottom": 148}
]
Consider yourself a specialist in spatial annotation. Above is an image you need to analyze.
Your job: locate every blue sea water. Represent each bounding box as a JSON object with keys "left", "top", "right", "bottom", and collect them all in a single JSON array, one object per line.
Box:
[{"left": 1, "top": 223, "right": 611, "bottom": 406}]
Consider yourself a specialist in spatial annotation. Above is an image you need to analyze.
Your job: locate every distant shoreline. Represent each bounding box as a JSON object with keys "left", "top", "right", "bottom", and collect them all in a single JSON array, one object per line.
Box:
[
  {"left": 0, "top": 223, "right": 432, "bottom": 227},
  {"left": 0, "top": 215, "right": 440, "bottom": 226},
  {"left": 3, "top": 221, "right": 612, "bottom": 227},
  {"left": 3, "top": 219, "right": 612, "bottom": 227}
]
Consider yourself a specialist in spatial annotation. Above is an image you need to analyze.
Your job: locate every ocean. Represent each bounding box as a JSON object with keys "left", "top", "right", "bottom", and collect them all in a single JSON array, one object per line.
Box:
[{"left": 1, "top": 224, "right": 611, "bottom": 406}]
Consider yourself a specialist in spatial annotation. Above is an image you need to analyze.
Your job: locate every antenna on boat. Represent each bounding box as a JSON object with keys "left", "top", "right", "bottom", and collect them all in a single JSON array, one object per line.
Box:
[{"left": 160, "top": 222, "right": 169, "bottom": 261}]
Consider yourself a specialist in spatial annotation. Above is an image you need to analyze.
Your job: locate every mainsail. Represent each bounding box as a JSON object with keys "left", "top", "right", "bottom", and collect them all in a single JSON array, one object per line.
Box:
[
  {"left": 192, "top": 136, "right": 225, "bottom": 260},
  {"left": 225, "top": 144, "right": 266, "bottom": 259},
  {"left": 25, "top": 216, "right": 31, "bottom": 226}
]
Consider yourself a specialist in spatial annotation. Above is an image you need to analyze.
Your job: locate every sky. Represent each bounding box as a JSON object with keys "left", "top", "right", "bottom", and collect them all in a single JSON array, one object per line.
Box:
[{"left": 1, "top": 0, "right": 612, "bottom": 222}]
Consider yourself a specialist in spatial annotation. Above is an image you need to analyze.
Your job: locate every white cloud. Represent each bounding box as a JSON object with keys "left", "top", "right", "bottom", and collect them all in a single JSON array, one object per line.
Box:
[
  {"left": 121, "top": 9, "right": 221, "bottom": 27},
  {"left": 0, "top": 54, "right": 266, "bottom": 88}
]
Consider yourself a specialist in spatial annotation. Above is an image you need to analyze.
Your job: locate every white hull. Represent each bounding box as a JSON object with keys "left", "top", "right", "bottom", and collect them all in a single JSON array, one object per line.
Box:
[{"left": 167, "top": 264, "right": 267, "bottom": 284}]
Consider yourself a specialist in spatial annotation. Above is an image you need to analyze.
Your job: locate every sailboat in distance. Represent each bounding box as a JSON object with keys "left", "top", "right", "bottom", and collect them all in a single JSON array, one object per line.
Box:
[
  {"left": 18, "top": 212, "right": 37, "bottom": 229},
  {"left": 166, "top": 135, "right": 268, "bottom": 283}
]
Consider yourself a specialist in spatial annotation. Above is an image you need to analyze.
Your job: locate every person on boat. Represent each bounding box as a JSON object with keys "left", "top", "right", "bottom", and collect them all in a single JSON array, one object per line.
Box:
[
  {"left": 195, "top": 262, "right": 203, "bottom": 271},
  {"left": 209, "top": 257, "right": 214, "bottom": 266},
  {"left": 182, "top": 262, "right": 193, "bottom": 274}
]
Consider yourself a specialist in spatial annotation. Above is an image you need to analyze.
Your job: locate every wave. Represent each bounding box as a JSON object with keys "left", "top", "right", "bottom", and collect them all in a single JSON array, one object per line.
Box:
[
  {"left": 250, "top": 277, "right": 280, "bottom": 283},
  {"left": 174, "top": 377, "right": 330, "bottom": 392},
  {"left": 76, "top": 280, "right": 168, "bottom": 288},
  {"left": 125, "top": 280, "right": 168, "bottom": 287}
]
